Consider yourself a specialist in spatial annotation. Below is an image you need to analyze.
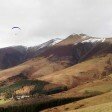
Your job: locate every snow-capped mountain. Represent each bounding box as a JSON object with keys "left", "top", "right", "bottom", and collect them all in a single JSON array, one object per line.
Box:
[
  {"left": 73, "top": 34, "right": 106, "bottom": 45},
  {"left": 27, "top": 38, "right": 63, "bottom": 59},
  {"left": 31, "top": 38, "right": 62, "bottom": 50},
  {"left": 0, "top": 38, "right": 63, "bottom": 69},
  {"left": 0, "top": 34, "right": 111, "bottom": 69}
]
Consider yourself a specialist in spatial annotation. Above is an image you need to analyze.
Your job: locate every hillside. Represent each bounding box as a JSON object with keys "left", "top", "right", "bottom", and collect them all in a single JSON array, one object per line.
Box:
[
  {"left": 0, "top": 38, "right": 62, "bottom": 69},
  {"left": 39, "top": 54, "right": 112, "bottom": 87},
  {"left": 0, "top": 34, "right": 111, "bottom": 112}
]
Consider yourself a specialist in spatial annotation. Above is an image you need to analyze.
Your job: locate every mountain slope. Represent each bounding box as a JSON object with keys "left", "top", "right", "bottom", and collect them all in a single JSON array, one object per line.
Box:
[
  {"left": 0, "top": 34, "right": 111, "bottom": 83},
  {"left": 0, "top": 34, "right": 111, "bottom": 112},
  {"left": 0, "top": 38, "right": 62, "bottom": 69},
  {"left": 0, "top": 46, "right": 27, "bottom": 69},
  {"left": 38, "top": 54, "right": 112, "bottom": 88},
  {"left": 0, "top": 34, "right": 91, "bottom": 80},
  {"left": 27, "top": 38, "right": 62, "bottom": 59},
  {"left": 0, "top": 34, "right": 109, "bottom": 70}
]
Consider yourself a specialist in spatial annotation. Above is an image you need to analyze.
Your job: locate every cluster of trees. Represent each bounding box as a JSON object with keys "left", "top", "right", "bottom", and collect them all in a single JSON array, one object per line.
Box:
[
  {"left": 45, "top": 86, "right": 68, "bottom": 95},
  {"left": 0, "top": 94, "right": 95, "bottom": 112},
  {"left": 0, "top": 86, "right": 103, "bottom": 112},
  {"left": 0, "top": 90, "right": 12, "bottom": 100}
]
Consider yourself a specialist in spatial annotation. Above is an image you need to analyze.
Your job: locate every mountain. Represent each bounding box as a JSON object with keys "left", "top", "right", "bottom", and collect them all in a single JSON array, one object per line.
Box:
[
  {"left": 0, "top": 34, "right": 91, "bottom": 80},
  {"left": 27, "top": 38, "right": 62, "bottom": 59},
  {"left": 0, "top": 38, "right": 62, "bottom": 69},
  {"left": 0, "top": 34, "right": 111, "bottom": 80},
  {"left": 1, "top": 34, "right": 107, "bottom": 69},
  {"left": 0, "top": 34, "right": 111, "bottom": 112},
  {"left": 0, "top": 46, "right": 27, "bottom": 69}
]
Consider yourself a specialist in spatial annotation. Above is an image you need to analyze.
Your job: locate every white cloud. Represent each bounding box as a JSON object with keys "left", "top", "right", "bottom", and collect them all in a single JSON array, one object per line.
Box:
[{"left": 0, "top": 0, "right": 112, "bottom": 48}]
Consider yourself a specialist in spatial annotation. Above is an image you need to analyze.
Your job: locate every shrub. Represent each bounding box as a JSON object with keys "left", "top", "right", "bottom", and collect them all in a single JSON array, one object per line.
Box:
[{"left": 84, "top": 90, "right": 103, "bottom": 97}]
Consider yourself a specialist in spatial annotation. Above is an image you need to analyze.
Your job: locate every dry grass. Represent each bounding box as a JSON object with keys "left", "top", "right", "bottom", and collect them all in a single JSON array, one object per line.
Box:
[
  {"left": 69, "top": 102, "right": 112, "bottom": 112},
  {"left": 39, "top": 54, "right": 112, "bottom": 87},
  {"left": 43, "top": 92, "right": 112, "bottom": 112},
  {"left": 0, "top": 56, "right": 69, "bottom": 82},
  {"left": 43, "top": 75, "right": 112, "bottom": 112},
  {"left": 0, "top": 65, "right": 30, "bottom": 81}
]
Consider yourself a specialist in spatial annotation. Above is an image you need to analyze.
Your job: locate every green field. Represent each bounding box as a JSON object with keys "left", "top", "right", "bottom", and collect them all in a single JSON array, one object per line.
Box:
[{"left": 0, "top": 99, "right": 10, "bottom": 105}]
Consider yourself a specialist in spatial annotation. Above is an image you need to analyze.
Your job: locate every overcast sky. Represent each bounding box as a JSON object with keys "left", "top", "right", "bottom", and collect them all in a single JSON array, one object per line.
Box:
[{"left": 0, "top": 0, "right": 112, "bottom": 48}]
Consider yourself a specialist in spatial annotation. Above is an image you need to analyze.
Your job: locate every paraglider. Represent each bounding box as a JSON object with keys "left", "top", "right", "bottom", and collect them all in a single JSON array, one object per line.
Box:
[
  {"left": 12, "top": 27, "right": 21, "bottom": 36},
  {"left": 12, "top": 27, "right": 21, "bottom": 30}
]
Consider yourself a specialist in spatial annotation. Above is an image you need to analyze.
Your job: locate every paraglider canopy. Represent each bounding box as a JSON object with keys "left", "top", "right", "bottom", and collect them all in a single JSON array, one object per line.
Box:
[
  {"left": 12, "top": 27, "right": 21, "bottom": 36},
  {"left": 12, "top": 27, "right": 21, "bottom": 30}
]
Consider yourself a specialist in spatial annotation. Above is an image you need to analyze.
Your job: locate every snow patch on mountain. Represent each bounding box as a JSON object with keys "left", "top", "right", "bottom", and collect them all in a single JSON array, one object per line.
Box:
[
  {"left": 29, "top": 38, "right": 63, "bottom": 51},
  {"left": 74, "top": 36, "right": 106, "bottom": 46},
  {"left": 81, "top": 35, "right": 88, "bottom": 39},
  {"left": 82, "top": 38, "right": 106, "bottom": 43},
  {"left": 51, "top": 38, "right": 63, "bottom": 45},
  {"left": 39, "top": 38, "right": 62, "bottom": 48}
]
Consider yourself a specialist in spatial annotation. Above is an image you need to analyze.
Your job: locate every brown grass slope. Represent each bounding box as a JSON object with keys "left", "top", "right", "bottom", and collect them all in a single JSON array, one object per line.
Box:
[
  {"left": 0, "top": 34, "right": 88, "bottom": 70},
  {"left": 38, "top": 54, "right": 112, "bottom": 88},
  {"left": 0, "top": 34, "right": 89, "bottom": 82},
  {"left": 0, "top": 36, "right": 112, "bottom": 111},
  {"left": 42, "top": 74, "right": 112, "bottom": 111}
]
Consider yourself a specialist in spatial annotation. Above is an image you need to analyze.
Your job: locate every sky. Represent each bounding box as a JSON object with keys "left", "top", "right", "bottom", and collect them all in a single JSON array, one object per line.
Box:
[{"left": 0, "top": 0, "right": 112, "bottom": 48}]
